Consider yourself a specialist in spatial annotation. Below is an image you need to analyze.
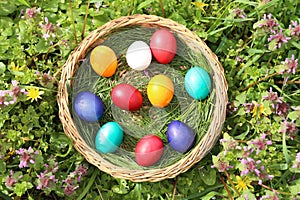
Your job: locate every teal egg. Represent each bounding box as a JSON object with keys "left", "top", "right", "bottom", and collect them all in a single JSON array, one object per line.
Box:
[
  {"left": 184, "top": 66, "right": 211, "bottom": 100},
  {"left": 95, "top": 122, "right": 124, "bottom": 153}
]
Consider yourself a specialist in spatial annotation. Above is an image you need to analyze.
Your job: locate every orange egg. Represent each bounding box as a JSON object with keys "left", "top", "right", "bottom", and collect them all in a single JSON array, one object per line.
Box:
[
  {"left": 90, "top": 45, "right": 118, "bottom": 77},
  {"left": 147, "top": 74, "right": 174, "bottom": 108}
]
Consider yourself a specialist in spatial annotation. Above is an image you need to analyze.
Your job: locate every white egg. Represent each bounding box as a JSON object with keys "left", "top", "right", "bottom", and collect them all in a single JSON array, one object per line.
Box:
[{"left": 126, "top": 41, "right": 152, "bottom": 71}]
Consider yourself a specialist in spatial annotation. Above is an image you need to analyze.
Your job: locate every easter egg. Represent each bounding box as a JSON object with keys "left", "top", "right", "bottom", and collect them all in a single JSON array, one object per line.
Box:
[
  {"left": 74, "top": 91, "right": 104, "bottom": 122},
  {"left": 111, "top": 83, "right": 143, "bottom": 111},
  {"left": 90, "top": 45, "right": 118, "bottom": 77},
  {"left": 95, "top": 122, "right": 124, "bottom": 153},
  {"left": 167, "top": 120, "right": 195, "bottom": 153},
  {"left": 184, "top": 66, "right": 211, "bottom": 100},
  {"left": 150, "top": 29, "right": 177, "bottom": 64},
  {"left": 126, "top": 41, "right": 152, "bottom": 71},
  {"left": 147, "top": 74, "right": 174, "bottom": 108},
  {"left": 135, "top": 135, "right": 164, "bottom": 166}
]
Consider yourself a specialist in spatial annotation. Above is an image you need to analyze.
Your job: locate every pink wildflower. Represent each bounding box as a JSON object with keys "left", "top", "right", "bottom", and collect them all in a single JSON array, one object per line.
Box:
[
  {"left": 243, "top": 102, "right": 255, "bottom": 113},
  {"left": 289, "top": 19, "right": 300, "bottom": 38},
  {"left": 257, "top": 14, "right": 279, "bottom": 31},
  {"left": 211, "top": 156, "right": 233, "bottom": 172},
  {"left": 281, "top": 120, "right": 297, "bottom": 140},
  {"left": 263, "top": 87, "right": 278, "bottom": 101},
  {"left": 292, "top": 153, "right": 300, "bottom": 168},
  {"left": 240, "top": 157, "right": 261, "bottom": 176},
  {"left": 39, "top": 17, "right": 56, "bottom": 40},
  {"left": 281, "top": 54, "right": 298, "bottom": 75},
  {"left": 233, "top": 8, "right": 246, "bottom": 19},
  {"left": 36, "top": 172, "right": 58, "bottom": 190},
  {"left": 6, "top": 170, "right": 17, "bottom": 187},
  {"left": 250, "top": 133, "right": 272, "bottom": 154},
  {"left": 274, "top": 97, "right": 290, "bottom": 116},
  {"left": 268, "top": 28, "right": 291, "bottom": 49},
  {"left": 15, "top": 147, "right": 38, "bottom": 168},
  {"left": 260, "top": 192, "right": 280, "bottom": 200},
  {"left": 22, "top": 7, "right": 41, "bottom": 19}
]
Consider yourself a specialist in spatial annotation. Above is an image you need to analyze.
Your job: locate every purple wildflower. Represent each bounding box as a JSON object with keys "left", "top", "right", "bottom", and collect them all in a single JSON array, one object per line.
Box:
[
  {"left": 250, "top": 133, "right": 272, "bottom": 154},
  {"left": 39, "top": 17, "right": 56, "bottom": 40},
  {"left": 37, "top": 70, "right": 55, "bottom": 88},
  {"left": 243, "top": 102, "right": 255, "bottom": 113},
  {"left": 26, "top": 7, "right": 41, "bottom": 18},
  {"left": 281, "top": 54, "right": 298, "bottom": 75},
  {"left": 76, "top": 164, "right": 88, "bottom": 181},
  {"left": 36, "top": 172, "right": 58, "bottom": 190},
  {"left": 62, "top": 164, "right": 88, "bottom": 196},
  {"left": 64, "top": 185, "right": 79, "bottom": 196},
  {"left": 0, "top": 81, "right": 27, "bottom": 108},
  {"left": 263, "top": 87, "right": 278, "bottom": 101},
  {"left": 6, "top": 170, "right": 17, "bottom": 187},
  {"left": 240, "top": 157, "right": 261, "bottom": 176},
  {"left": 257, "top": 14, "right": 279, "bottom": 31},
  {"left": 243, "top": 146, "right": 255, "bottom": 158},
  {"left": 274, "top": 97, "right": 290, "bottom": 116},
  {"left": 22, "top": 7, "right": 41, "bottom": 19},
  {"left": 281, "top": 120, "right": 297, "bottom": 140},
  {"left": 292, "top": 153, "right": 300, "bottom": 168},
  {"left": 289, "top": 19, "right": 300, "bottom": 38},
  {"left": 268, "top": 28, "right": 291, "bottom": 50},
  {"left": 233, "top": 8, "right": 247, "bottom": 19},
  {"left": 211, "top": 156, "right": 233, "bottom": 172},
  {"left": 5, "top": 170, "right": 23, "bottom": 188},
  {"left": 15, "top": 147, "right": 38, "bottom": 168},
  {"left": 260, "top": 192, "right": 280, "bottom": 200}
]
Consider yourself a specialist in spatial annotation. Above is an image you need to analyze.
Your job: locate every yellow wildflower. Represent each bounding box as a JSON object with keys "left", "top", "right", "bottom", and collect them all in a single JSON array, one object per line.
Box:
[
  {"left": 191, "top": 2, "right": 208, "bottom": 13},
  {"left": 252, "top": 102, "right": 266, "bottom": 118},
  {"left": 11, "top": 62, "right": 19, "bottom": 71},
  {"left": 234, "top": 176, "right": 253, "bottom": 192},
  {"left": 26, "top": 87, "right": 44, "bottom": 102}
]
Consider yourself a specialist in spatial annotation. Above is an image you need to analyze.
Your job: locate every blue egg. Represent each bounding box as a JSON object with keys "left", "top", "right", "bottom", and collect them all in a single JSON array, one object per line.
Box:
[
  {"left": 184, "top": 66, "right": 211, "bottom": 100},
  {"left": 95, "top": 122, "right": 124, "bottom": 153},
  {"left": 74, "top": 91, "right": 104, "bottom": 122},
  {"left": 167, "top": 120, "right": 195, "bottom": 153}
]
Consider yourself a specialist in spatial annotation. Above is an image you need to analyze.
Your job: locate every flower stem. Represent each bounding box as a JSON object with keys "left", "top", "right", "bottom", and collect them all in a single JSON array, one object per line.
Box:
[
  {"left": 219, "top": 174, "right": 234, "bottom": 200},
  {"left": 158, "top": 0, "right": 166, "bottom": 18},
  {"left": 224, "top": 170, "right": 241, "bottom": 197},
  {"left": 259, "top": 182, "right": 292, "bottom": 196},
  {"left": 81, "top": 0, "right": 90, "bottom": 40},
  {"left": 69, "top": 0, "right": 78, "bottom": 44},
  {"left": 172, "top": 177, "right": 178, "bottom": 200},
  {"left": 241, "top": 72, "right": 279, "bottom": 91}
]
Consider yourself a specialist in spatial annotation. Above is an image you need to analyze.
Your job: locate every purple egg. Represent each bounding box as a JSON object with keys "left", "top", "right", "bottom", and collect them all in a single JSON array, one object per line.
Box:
[
  {"left": 74, "top": 91, "right": 104, "bottom": 122},
  {"left": 167, "top": 120, "right": 195, "bottom": 153}
]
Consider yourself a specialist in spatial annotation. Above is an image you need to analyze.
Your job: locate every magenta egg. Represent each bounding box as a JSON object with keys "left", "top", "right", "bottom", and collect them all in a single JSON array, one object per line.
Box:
[
  {"left": 150, "top": 29, "right": 177, "bottom": 64},
  {"left": 111, "top": 83, "right": 143, "bottom": 111}
]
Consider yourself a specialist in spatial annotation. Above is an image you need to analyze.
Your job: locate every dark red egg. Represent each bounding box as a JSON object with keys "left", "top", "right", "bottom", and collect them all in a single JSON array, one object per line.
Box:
[
  {"left": 111, "top": 83, "right": 143, "bottom": 111},
  {"left": 135, "top": 135, "right": 164, "bottom": 167},
  {"left": 150, "top": 29, "right": 177, "bottom": 64}
]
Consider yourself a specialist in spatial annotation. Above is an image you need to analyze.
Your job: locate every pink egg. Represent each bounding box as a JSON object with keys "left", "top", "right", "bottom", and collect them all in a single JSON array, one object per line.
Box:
[{"left": 150, "top": 29, "right": 177, "bottom": 64}]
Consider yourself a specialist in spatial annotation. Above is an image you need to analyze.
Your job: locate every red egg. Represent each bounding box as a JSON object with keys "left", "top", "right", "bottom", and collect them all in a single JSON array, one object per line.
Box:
[
  {"left": 150, "top": 29, "right": 177, "bottom": 64},
  {"left": 111, "top": 83, "right": 143, "bottom": 111},
  {"left": 135, "top": 135, "right": 164, "bottom": 167}
]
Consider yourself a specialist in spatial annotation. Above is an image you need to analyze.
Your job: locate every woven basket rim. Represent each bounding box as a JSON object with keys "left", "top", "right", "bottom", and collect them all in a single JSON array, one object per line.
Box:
[{"left": 57, "top": 14, "right": 228, "bottom": 182}]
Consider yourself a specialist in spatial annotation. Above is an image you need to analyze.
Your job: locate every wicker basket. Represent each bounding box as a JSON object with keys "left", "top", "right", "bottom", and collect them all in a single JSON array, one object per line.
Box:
[{"left": 57, "top": 14, "right": 228, "bottom": 182}]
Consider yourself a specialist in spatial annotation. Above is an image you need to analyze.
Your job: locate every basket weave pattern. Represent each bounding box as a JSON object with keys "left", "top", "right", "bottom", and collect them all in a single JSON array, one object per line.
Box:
[{"left": 57, "top": 14, "right": 228, "bottom": 182}]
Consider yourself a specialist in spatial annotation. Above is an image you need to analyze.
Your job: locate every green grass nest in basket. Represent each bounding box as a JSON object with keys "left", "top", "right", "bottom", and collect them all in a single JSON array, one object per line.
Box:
[{"left": 57, "top": 14, "right": 228, "bottom": 182}]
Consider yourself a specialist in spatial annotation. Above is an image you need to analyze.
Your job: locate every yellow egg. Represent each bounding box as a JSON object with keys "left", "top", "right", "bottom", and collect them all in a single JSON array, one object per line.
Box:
[
  {"left": 90, "top": 45, "right": 118, "bottom": 77},
  {"left": 147, "top": 74, "right": 174, "bottom": 108}
]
